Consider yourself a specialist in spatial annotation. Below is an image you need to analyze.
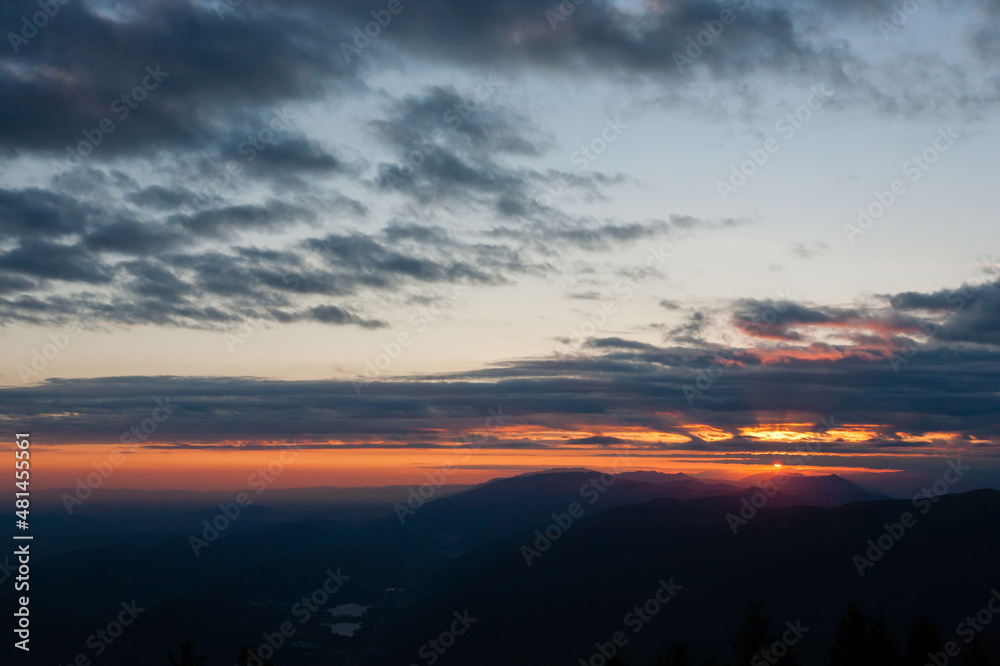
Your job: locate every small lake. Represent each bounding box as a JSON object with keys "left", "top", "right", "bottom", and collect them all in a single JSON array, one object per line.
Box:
[
  {"left": 328, "top": 603, "right": 369, "bottom": 617},
  {"left": 322, "top": 603, "right": 370, "bottom": 637},
  {"left": 327, "top": 622, "right": 362, "bottom": 637}
]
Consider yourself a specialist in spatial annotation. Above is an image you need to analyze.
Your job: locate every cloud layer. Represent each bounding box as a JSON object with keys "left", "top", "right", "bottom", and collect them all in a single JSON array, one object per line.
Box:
[{"left": 1, "top": 0, "right": 997, "bottom": 329}]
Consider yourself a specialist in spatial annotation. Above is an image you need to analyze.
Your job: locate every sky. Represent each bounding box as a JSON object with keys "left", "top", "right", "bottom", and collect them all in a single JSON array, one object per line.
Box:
[{"left": 1, "top": 0, "right": 999, "bottom": 490}]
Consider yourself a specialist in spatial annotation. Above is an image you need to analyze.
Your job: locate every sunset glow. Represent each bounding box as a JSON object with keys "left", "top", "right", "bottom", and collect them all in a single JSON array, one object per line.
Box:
[{"left": 7, "top": 2, "right": 1000, "bottom": 664}]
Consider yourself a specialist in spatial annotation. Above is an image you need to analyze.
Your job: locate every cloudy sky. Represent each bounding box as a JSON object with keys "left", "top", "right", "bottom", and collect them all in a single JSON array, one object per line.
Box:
[{"left": 2, "top": 0, "right": 999, "bottom": 489}]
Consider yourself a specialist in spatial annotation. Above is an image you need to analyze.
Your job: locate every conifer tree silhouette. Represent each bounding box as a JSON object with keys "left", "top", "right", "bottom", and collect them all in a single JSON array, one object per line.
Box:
[
  {"left": 606, "top": 653, "right": 630, "bottom": 666},
  {"left": 732, "top": 601, "right": 772, "bottom": 665},
  {"left": 960, "top": 636, "right": 1000, "bottom": 666},
  {"left": 731, "top": 601, "right": 799, "bottom": 666},
  {"left": 903, "top": 615, "right": 943, "bottom": 666},
  {"left": 168, "top": 640, "right": 206, "bottom": 666},
  {"left": 657, "top": 641, "right": 698, "bottom": 666},
  {"left": 827, "top": 602, "right": 899, "bottom": 666}
]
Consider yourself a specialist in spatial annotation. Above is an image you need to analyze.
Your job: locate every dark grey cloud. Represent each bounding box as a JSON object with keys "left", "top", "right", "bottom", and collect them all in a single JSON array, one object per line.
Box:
[
  {"left": 731, "top": 299, "right": 931, "bottom": 343},
  {"left": 241, "top": 138, "right": 348, "bottom": 175},
  {"left": 0, "top": 239, "right": 113, "bottom": 284},
  {"left": 83, "top": 219, "right": 187, "bottom": 254},
  {"left": 5, "top": 341, "right": 1000, "bottom": 451},
  {"left": 308, "top": 304, "right": 387, "bottom": 328},
  {"left": 733, "top": 300, "right": 852, "bottom": 341},
  {"left": 0, "top": 215, "right": 537, "bottom": 328},
  {"left": 584, "top": 337, "right": 660, "bottom": 351},
  {"left": 728, "top": 278, "right": 1000, "bottom": 350},
  {"left": 0, "top": 187, "right": 99, "bottom": 238},
  {"left": 371, "top": 84, "right": 543, "bottom": 158},
  {"left": 717, "top": 278, "right": 1000, "bottom": 380},
  {"left": 306, "top": 230, "right": 511, "bottom": 286},
  {"left": 491, "top": 214, "right": 745, "bottom": 251},
  {"left": 0, "top": 0, "right": 355, "bottom": 158},
  {"left": 174, "top": 199, "right": 316, "bottom": 238},
  {"left": 889, "top": 279, "right": 1000, "bottom": 346},
  {"left": 0, "top": 272, "right": 37, "bottom": 294},
  {"left": 517, "top": 219, "right": 671, "bottom": 250},
  {"left": 0, "top": 183, "right": 189, "bottom": 257},
  {"left": 0, "top": 0, "right": 992, "bottom": 173},
  {"left": 664, "top": 311, "right": 709, "bottom": 345},
  {"left": 117, "top": 260, "right": 194, "bottom": 302},
  {"left": 127, "top": 185, "right": 199, "bottom": 211},
  {"left": 369, "top": 85, "right": 654, "bottom": 229},
  {"left": 347, "top": 0, "right": 832, "bottom": 81},
  {"left": 371, "top": 84, "right": 564, "bottom": 212},
  {"left": 0, "top": 0, "right": 993, "bottom": 338},
  {"left": 205, "top": 133, "right": 363, "bottom": 193}
]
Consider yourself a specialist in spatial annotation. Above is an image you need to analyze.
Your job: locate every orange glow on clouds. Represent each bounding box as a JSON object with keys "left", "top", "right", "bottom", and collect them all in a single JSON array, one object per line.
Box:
[
  {"left": 12, "top": 420, "right": 991, "bottom": 491},
  {"left": 491, "top": 424, "right": 691, "bottom": 446},
  {"left": 746, "top": 347, "right": 886, "bottom": 365},
  {"left": 685, "top": 425, "right": 734, "bottom": 442},
  {"left": 739, "top": 424, "right": 881, "bottom": 443},
  {"left": 894, "top": 431, "right": 964, "bottom": 442},
  {"left": 593, "top": 428, "right": 691, "bottom": 445},
  {"left": 739, "top": 426, "right": 817, "bottom": 442}
]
